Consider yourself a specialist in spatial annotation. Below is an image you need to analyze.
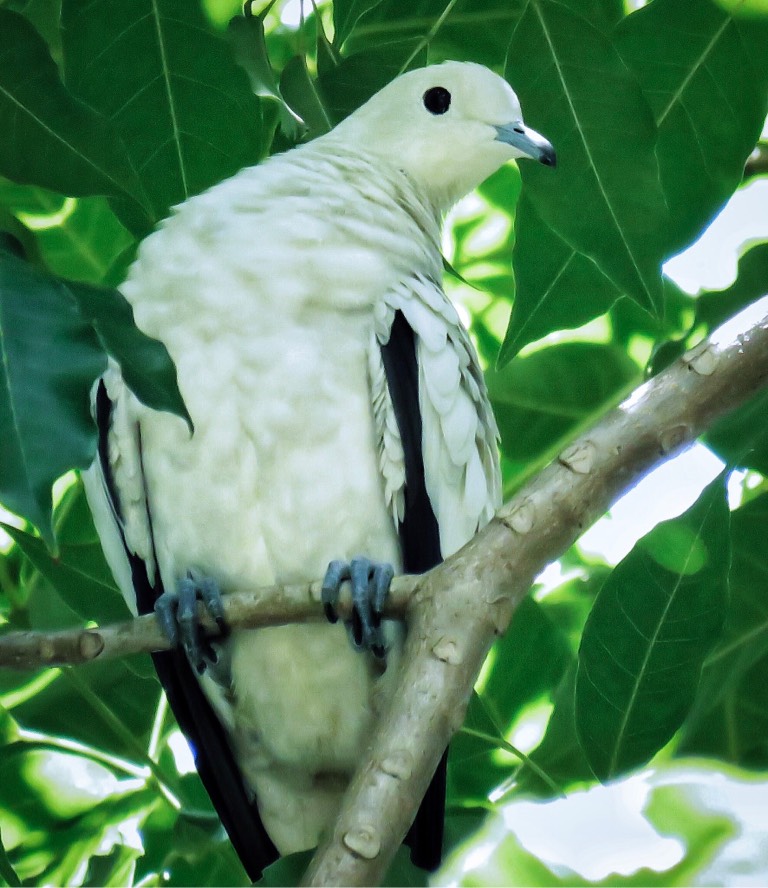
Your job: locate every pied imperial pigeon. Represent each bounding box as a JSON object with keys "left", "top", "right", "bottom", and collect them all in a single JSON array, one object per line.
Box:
[{"left": 84, "top": 60, "right": 555, "bottom": 879}]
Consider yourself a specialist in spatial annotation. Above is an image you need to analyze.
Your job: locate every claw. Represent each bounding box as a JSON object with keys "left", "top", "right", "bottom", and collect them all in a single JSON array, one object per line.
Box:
[
  {"left": 154, "top": 574, "right": 227, "bottom": 675},
  {"left": 321, "top": 557, "right": 394, "bottom": 659},
  {"left": 321, "top": 560, "right": 349, "bottom": 623}
]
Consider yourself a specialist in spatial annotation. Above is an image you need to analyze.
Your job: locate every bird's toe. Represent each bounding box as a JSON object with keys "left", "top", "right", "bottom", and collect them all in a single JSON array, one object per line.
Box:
[{"left": 155, "top": 574, "right": 227, "bottom": 675}]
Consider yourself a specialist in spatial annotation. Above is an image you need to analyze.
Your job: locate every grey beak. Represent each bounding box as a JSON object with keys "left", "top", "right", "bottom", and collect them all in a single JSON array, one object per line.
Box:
[{"left": 495, "top": 122, "right": 557, "bottom": 167}]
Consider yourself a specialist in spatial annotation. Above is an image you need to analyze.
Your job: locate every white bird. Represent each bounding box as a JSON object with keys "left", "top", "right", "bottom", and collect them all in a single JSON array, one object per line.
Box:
[{"left": 84, "top": 60, "right": 555, "bottom": 879}]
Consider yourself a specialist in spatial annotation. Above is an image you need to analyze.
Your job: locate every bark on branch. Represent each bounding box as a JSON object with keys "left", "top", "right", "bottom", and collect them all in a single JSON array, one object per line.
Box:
[
  {"left": 302, "top": 301, "right": 768, "bottom": 885},
  {"left": 1, "top": 301, "right": 767, "bottom": 886},
  {"left": 0, "top": 578, "right": 419, "bottom": 669}
]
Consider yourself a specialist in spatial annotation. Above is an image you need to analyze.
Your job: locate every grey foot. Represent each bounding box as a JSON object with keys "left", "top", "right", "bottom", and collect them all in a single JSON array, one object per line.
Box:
[
  {"left": 155, "top": 573, "right": 227, "bottom": 675},
  {"left": 322, "top": 557, "right": 394, "bottom": 659}
]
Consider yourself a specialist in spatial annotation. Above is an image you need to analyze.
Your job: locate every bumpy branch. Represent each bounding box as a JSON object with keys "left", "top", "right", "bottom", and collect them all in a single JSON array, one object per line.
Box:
[
  {"left": 0, "top": 578, "right": 419, "bottom": 669},
  {"left": 1, "top": 302, "right": 767, "bottom": 886},
  {"left": 301, "top": 300, "right": 768, "bottom": 886}
]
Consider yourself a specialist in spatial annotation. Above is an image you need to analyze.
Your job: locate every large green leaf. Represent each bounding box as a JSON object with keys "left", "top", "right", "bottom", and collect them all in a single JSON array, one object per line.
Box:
[
  {"left": 60, "top": 0, "right": 263, "bottom": 224},
  {"left": 67, "top": 282, "right": 191, "bottom": 429},
  {"left": 0, "top": 11, "right": 151, "bottom": 223},
  {"left": 0, "top": 249, "right": 105, "bottom": 541},
  {"left": 680, "top": 492, "right": 768, "bottom": 765},
  {"left": 616, "top": 0, "right": 768, "bottom": 257},
  {"left": 506, "top": 1, "right": 667, "bottom": 316},
  {"left": 487, "top": 341, "right": 640, "bottom": 471},
  {"left": 500, "top": 195, "right": 621, "bottom": 362},
  {"left": 575, "top": 476, "right": 731, "bottom": 780}
]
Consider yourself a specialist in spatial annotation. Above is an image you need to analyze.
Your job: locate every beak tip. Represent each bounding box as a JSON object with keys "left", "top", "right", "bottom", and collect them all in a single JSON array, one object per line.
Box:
[{"left": 539, "top": 144, "right": 557, "bottom": 168}]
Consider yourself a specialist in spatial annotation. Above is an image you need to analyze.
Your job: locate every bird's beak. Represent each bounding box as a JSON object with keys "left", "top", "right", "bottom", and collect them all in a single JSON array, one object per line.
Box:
[{"left": 495, "top": 122, "right": 557, "bottom": 167}]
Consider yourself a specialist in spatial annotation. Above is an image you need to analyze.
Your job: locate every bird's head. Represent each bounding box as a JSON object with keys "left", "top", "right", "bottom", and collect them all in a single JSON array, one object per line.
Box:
[{"left": 329, "top": 61, "right": 556, "bottom": 211}]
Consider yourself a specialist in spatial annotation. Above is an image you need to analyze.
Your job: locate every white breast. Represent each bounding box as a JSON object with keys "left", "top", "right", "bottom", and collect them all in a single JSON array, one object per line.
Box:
[{"left": 118, "top": 144, "right": 441, "bottom": 852}]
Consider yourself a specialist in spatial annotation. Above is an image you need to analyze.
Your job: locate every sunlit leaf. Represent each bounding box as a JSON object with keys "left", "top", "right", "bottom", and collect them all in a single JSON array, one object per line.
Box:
[
  {"left": 507, "top": 1, "right": 667, "bottom": 315},
  {"left": 616, "top": 0, "right": 768, "bottom": 257},
  {"left": 501, "top": 195, "right": 621, "bottom": 363},
  {"left": 487, "top": 342, "right": 640, "bottom": 470},
  {"left": 2, "top": 525, "right": 127, "bottom": 625}
]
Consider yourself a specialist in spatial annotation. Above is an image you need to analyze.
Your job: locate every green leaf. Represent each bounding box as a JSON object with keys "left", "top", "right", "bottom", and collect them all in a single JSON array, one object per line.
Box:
[
  {"left": 680, "top": 492, "right": 768, "bottom": 765},
  {"left": 0, "top": 11, "right": 151, "bottom": 221},
  {"left": 333, "top": 0, "right": 386, "bottom": 48},
  {"left": 487, "top": 341, "right": 640, "bottom": 469},
  {"left": 60, "top": 0, "right": 264, "bottom": 224},
  {"left": 696, "top": 241, "right": 768, "bottom": 331},
  {"left": 705, "top": 387, "right": 768, "bottom": 477},
  {"left": 227, "top": 14, "right": 301, "bottom": 144},
  {"left": 2, "top": 524, "right": 127, "bottom": 625},
  {"left": 0, "top": 250, "right": 106, "bottom": 542},
  {"left": 19, "top": 198, "right": 134, "bottom": 287},
  {"left": 575, "top": 476, "right": 731, "bottom": 780},
  {"left": 345, "top": 0, "right": 522, "bottom": 68},
  {"left": 67, "top": 282, "right": 192, "bottom": 430},
  {"left": 280, "top": 55, "right": 333, "bottom": 138},
  {"left": 0, "top": 827, "right": 21, "bottom": 888},
  {"left": 318, "top": 39, "right": 427, "bottom": 125},
  {"left": 506, "top": 1, "right": 667, "bottom": 315},
  {"left": 616, "top": 0, "right": 768, "bottom": 257},
  {"left": 501, "top": 194, "right": 621, "bottom": 363}
]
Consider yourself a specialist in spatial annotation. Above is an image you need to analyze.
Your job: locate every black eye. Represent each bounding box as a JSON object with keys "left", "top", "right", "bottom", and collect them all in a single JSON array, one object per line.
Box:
[{"left": 423, "top": 86, "right": 451, "bottom": 115}]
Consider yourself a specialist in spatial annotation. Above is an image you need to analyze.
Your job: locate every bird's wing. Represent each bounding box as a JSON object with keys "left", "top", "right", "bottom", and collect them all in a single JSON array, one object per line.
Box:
[
  {"left": 83, "top": 367, "right": 278, "bottom": 881},
  {"left": 371, "top": 274, "right": 500, "bottom": 869},
  {"left": 374, "top": 274, "right": 501, "bottom": 560}
]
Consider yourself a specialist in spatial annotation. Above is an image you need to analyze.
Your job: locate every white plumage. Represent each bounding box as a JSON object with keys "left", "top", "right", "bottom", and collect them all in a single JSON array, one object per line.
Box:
[{"left": 84, "top": 60, "right": 554, "bottom": 873}]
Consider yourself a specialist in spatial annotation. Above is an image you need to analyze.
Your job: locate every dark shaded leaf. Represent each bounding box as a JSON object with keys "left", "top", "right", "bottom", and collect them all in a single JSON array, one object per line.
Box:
[
  {"left": 60, "top": 0, "right": 263, "bottom": 224},
  {"left": 705, "top": 387, "right": 768, "bottom": 477},
  {"left": 345, "top": 0, "right": 523, "bottom": 68},
  {"left": 319, "top": 39, "right": 427, "bottom": 124},
  {"left": 681, "top": 492, "right": 768, "bottom": 765},
  {"left": 576, "top": 476, "right": 730, "bottom": 780},
  {"left": 67, "top": 282, "right": 191, "bottom": 429},
  {"left": 0, "top": 11, "right": 151, "bottom": 222},
  {"left": 0, "top": 250, "right": 105, "bottom": 542},
  {"left": 333, "top": 0, "right": 386, "bottom": 48},
  {"left": 488, "top": 341, "right": 640, "bottom": 469},
  {"left": 280, "top": 55, "right": 333, "bottom": 138},
  {"left": 696, "top": 241, "right": 768, "bottom": 331},
  {"left": 227, "top": 14, "right": 301, "bottom": 144}
]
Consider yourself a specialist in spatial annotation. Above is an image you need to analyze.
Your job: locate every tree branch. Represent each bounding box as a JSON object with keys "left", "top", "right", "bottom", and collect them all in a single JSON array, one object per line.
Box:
[
  {"left": 301, "top": 301, "right": 768, "bottom": 886},
  {"left": 0, "top": 578, "right": 419, "bottom": 669},
  {"left": 1, "top": 302, "right": 767, "bottom": 886}
]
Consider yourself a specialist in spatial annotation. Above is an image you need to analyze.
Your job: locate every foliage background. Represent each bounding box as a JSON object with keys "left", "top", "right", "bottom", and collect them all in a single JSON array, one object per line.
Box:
[{"left": 0, "top": 0, "right": 768, "bottom": 884}]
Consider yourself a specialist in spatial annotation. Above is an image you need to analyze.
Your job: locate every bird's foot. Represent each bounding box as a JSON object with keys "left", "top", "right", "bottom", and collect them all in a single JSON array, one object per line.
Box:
[
  {"left": 155, "top": 573, "right": 228, "bottom": 675},
  {"left": 322, "top": 557, "right": 394, "bottom": 659}
]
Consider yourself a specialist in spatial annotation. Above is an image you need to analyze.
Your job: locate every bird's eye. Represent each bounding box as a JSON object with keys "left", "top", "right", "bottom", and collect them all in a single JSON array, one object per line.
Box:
[{"left": 423, "top": 86, "right": 451, "bottom": 115}]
